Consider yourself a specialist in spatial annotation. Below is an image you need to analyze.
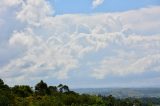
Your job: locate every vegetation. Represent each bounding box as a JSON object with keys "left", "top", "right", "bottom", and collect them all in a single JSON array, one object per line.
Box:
[{"left": 0, "top": 78, "right": 159, "bottom": 106}]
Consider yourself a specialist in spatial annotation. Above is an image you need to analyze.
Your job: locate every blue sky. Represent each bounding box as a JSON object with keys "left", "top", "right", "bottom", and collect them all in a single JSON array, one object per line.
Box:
[
  {"left": 52, "top": 0, "right": 160, "bottom": 14},
  {"left": 0, "top": 0, "right": 160, "bottom": 88}
]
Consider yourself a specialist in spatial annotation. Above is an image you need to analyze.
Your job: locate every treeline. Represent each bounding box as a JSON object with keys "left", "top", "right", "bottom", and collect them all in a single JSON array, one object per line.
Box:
[{"left": 0, "top": 78, "right": 157, "bottom": 106}]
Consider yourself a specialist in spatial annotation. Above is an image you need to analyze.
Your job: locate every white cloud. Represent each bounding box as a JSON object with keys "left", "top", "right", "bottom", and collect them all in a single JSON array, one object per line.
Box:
[
  {"left": 0, "top": 0, "right": 22, "bottom": 13},
  {"left": 16, "top": 0, "right": 54, "bottom": 26},
  {"left": 5, "top": 28, "right": 78, "bottom": 81},
  {"left": 9, "top": 28, "right": 38, "bottom": 47},
  {"left": 92, "top": 53, "right": 160, "bottom": 79},
  {"left": 119, "top": 6, "right": 160, "bottom": 35},
  {"left": 3, "top": 0, "right": 22, "bottom": 6},
  {"left": 0, "top": 0, "right": 22, "bottom": 7},
  {"left": 0, "top": 0, "right": 160, "bottom": 85},
  {"left": 92, "top": 0, "right": 104, "bottom": 8}
]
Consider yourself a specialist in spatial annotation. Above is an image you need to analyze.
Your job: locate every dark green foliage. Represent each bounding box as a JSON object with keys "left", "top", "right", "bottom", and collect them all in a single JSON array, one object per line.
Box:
[
  {"left": 0, "top": 79, "right": 14, "bottom": 106},
  {"left": 12, "top": 85, "right": 33, "bottom": 97},
  {"left": 63, "top": 85, "right": 70, "bottom": 92},
  {"left": 47, "top": 86, "right": 58, "bottom": 95},
  {"left": 48, "top": 86, "right": 57, "bottom": 92},
  {"left": 58, "top": 84, "right": 70, "bottom": 93},
  {"left": 58, "top": 84, "right": 64, "bottom": 93},
  {"left": 0, "top": 78, "right": 159, "bottom": 106},
  {"left": 0, "top": 79, "right": 10, "bottom": 90},
  {"left": 0, "top": 95, "right": 11, "bottom": 106},
  {"left": 35, "top": 80, "right": 48, "bottom": 96}
]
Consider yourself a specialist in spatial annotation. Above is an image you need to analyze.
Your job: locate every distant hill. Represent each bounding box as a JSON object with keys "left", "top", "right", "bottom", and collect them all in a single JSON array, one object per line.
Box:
[{"left": 73, "top": 88, "right": 160, "bottom": 98}]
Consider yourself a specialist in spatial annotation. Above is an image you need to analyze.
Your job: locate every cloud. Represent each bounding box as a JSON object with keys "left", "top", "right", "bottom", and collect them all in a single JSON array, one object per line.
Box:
[
  {"left": 92, "top": 0, "right": 104, "bottom": 8},
  {"left": 0, "top": 0, "right": 160, "bottom": 85},
  {"left": 5, "top": 28, "right": 78, "bottom": 81},
  {"left": 0, "top": 0, "right": 22, "bottom": 13},
  {"left": 9, "top": 28, "right": 38, "bottom": 47},
  {"left": 0, "top": 0, "right": 22, "bottom": 7},
  {"left": 92, "top": 53, "right": 160, "bottom": 79},
  {"left": 16, "top": 0, "right": 54, "bottom": 26}
]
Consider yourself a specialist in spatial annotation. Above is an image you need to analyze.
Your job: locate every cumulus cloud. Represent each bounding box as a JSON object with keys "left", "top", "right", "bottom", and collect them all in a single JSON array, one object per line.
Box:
[
  {"left": 92, "top": 53, "right": 160, "bottom": 79},
  {"left": 0, "top": 0, "right": 22, "bottom": 13},
  {"left": 92, "top": 0, "right": 104, "bottom": 8},
  {"left": 16, "top": 0, "right": 53, "bottom": 26},
  {"left": 0, "top": 0, "right": 22, "bottom": 7},
  {"left": 9, "top": 28, "right": 38, "bottom": 47},
  {"left": 0, "top": 0, "right": 160, "bottom": 85}
]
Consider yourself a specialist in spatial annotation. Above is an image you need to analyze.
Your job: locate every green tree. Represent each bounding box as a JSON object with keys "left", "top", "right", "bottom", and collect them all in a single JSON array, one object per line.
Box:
[
  {"left": 35, "top": 80, "right": 48, "bottom": 95},
  {"left": 12, "top": 85, "right": 33, "bottom": 97},
  {"left": 63, "top": 85, "right": 70, "bottom": 92},
  {"left": 58, "top": 84, "right": 70, "bottom": 93},
  {"left": 133, "top": 99, "right": 142, "bottom": 106},
  {"left": 104, "top": 95, "right": 116, "bottom": 106},
  {"left": 0, "top": 79, "right": 10, "bottom": 90},
  {"left": 58, "top": 84, "right": 63, "bottom": 93},
  {"left": 48, "top": 86, "right": 57, "bottom": 92},
  {"left": 0, "top": 79, "right": 13, "bottom": 106},
  {"left": 0, "top": 95, "right": 11, "bottom": 106}
]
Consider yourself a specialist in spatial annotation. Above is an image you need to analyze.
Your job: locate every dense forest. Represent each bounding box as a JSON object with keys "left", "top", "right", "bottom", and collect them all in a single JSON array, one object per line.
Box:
[{"left": 0, "top": 78, "right": 159, "bottom": 106}]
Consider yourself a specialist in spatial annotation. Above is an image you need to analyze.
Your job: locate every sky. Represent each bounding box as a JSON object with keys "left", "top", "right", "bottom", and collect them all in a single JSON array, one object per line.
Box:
[{"left": 0, "top": 0, "right": 160, "bottom": 88}]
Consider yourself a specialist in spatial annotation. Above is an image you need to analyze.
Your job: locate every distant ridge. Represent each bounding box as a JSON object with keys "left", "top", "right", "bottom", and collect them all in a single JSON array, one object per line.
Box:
[{"left": 73, "top": 88, "right": 160, "bottom": 98}]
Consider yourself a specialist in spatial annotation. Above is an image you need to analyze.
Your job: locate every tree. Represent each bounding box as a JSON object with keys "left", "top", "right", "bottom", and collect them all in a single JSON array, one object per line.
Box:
[
  {"left": 133, "top": 99, "right": 142, "bottom": 106},
  {"left": 0, "top": 79, "right": 13, "bottom": 105},
  {"left": 0, "top": 95, "right": 11, "bottom": 106},
  {"left": 104, "top": 95, "right": 116, "bottom": 106},
  {"left": 48, "top": 86, "right": 57, "bottom": 92},
  {"left": 58, "top": 84, "right": 70, "bottom": 93},
  {"left": 63, "top": 85, "right": 70, "bottom": 92},
  {"left": 0, "top": 79, "right": 4, "bottom": 85},
  {"left": 35, "top": 80, "right": 48, "bottom": 95},
  {"left": 12, "top": 85, "right": 33, "bottom": 97},
  {"left": 0, "top": 79, "right": 10, "bottom": 91},
  {"left": 58, "top": 84, "right": 63, "bottom": 93}
]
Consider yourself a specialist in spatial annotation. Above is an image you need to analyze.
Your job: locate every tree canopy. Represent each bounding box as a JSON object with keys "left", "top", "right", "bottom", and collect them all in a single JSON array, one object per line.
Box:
[{"left": 0, "top": 78, "right": 158, "bottom": 106}]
